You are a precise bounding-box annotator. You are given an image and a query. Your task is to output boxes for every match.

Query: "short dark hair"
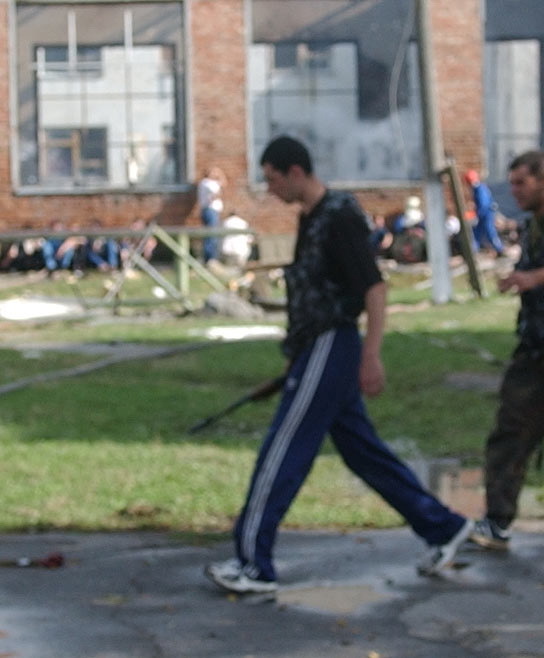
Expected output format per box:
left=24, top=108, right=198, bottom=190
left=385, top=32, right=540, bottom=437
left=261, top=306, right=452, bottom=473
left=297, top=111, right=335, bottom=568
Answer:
left=260, top=136, right=313, bottom=175
left=509, top=150, right=544, bottom=179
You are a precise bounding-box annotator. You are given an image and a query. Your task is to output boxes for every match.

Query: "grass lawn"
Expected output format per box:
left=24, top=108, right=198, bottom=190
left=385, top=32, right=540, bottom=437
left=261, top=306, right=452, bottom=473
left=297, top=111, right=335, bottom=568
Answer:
left=0, top=264, right=542, bottom=534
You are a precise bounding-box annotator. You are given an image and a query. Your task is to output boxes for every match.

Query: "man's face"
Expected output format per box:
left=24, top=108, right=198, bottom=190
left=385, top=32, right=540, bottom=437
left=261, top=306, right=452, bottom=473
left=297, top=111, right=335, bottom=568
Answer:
left=509, top=164, right=544, bottom=214
left=261, top=163, right=301, bottom=204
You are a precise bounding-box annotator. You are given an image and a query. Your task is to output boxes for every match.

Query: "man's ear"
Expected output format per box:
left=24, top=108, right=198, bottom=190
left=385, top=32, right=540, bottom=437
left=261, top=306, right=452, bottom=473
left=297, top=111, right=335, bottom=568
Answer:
left=288, top=164, right=306, bottom=179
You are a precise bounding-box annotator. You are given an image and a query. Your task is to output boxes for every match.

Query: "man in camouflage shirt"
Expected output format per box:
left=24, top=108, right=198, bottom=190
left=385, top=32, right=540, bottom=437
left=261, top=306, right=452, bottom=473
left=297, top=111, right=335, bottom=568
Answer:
left=471, top=150, right=544, bottom=550
left=205, top=136, right=473, bottom=594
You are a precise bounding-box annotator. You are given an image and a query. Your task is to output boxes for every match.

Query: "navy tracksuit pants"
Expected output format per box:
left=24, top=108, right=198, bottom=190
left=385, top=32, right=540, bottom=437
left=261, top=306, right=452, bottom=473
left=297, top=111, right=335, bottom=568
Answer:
left=234, top=325, right=466, bottom=582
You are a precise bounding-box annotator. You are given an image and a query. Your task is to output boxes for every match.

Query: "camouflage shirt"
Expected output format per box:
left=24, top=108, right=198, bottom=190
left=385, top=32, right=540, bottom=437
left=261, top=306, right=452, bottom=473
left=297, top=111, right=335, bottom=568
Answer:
left=515, top=214, right=544, bottom=355
left=282, top=189, right=382, bottom=358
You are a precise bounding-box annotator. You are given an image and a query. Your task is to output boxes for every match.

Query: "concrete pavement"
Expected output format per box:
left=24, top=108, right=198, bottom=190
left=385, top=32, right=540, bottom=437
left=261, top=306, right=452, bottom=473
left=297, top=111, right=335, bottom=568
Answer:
left=1, top=522, right=543, bottom=657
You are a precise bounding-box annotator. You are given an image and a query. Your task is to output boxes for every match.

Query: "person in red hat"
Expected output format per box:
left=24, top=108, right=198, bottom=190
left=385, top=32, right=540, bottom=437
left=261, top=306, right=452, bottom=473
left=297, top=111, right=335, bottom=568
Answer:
left=464, top=169, right=505, bottom=257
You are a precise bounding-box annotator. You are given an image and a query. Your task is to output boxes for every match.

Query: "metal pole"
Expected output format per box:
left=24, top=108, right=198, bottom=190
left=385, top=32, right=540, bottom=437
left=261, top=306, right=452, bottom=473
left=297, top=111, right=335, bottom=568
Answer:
left=416, top=0, right=452, bottom=304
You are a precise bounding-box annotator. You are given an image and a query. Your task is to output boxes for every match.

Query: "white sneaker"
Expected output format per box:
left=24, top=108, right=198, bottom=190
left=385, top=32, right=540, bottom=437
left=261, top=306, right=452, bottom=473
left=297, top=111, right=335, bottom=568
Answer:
left=204, top=559, right=277, bottom=594
left=417, top=519, right=474, bottom=576
left=205, top=558, right=242, bottom=580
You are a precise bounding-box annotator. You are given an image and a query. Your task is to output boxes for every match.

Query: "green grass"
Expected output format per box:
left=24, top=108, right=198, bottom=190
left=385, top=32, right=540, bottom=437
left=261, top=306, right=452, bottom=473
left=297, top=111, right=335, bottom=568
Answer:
left=0, top=439, right=402, bottom=532
left=0, top=265, right=540, bottom=533
left=0, top=338, right=408, bottom=533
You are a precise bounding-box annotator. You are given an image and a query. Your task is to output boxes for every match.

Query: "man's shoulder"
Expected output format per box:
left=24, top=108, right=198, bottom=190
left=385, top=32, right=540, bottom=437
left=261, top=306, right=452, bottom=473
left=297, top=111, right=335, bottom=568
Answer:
left=321, top=189, right=364, bottom=216
left=310, top=191, right=370, bottom=243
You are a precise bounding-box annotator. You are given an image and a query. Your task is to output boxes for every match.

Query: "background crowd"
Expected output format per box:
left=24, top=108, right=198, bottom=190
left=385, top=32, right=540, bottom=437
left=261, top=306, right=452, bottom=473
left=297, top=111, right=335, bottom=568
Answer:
left=368, top=170, right=520, bottom=264
left=0, top=167, right=521, bottom=277
left=0, top=219, right=158, bottom=278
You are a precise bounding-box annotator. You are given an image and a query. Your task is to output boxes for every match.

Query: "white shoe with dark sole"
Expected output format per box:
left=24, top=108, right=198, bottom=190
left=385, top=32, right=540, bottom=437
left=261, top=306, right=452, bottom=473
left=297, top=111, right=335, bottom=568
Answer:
left=204, top=559, right=277, bottom=594
left=417, top=519, right=475, bottom=576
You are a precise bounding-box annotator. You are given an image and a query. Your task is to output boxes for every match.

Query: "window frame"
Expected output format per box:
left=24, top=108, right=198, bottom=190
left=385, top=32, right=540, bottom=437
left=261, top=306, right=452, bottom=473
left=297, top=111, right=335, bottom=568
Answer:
left=40, top=126, right=109, bottom=184
left=10, top=0, right=191, bottom=196
left=246, top=0, right=425, bottom=189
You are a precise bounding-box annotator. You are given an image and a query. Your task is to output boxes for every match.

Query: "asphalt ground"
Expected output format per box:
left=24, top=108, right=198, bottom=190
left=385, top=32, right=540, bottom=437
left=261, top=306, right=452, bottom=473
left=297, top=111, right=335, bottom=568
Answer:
left=0, top=254, right=540, bottom=657
left=0, top=521, right=543, bottom=658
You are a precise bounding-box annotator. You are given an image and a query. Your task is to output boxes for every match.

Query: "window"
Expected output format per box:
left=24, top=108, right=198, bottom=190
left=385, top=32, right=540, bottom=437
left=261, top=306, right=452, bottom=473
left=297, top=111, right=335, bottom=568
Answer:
left=484, top=0, right=544, bottom=195
left=484, top=40, right=541, bottom=183
left=15, top=2, right=186, bottom=191
left=42, top=127, right=108, bottom=183
left=39, top=45, right=103, bottom=78
left=250, top=0, right=423, bottom=184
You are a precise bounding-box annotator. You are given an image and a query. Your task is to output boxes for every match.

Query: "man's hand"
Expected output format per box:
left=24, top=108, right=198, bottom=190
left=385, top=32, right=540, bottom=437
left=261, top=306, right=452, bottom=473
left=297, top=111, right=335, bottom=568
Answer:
left=359, top=352, right=385, bottom=397
left=498, top=269, right=544, bottom=293
left=360, top=281, right=387, bottom=397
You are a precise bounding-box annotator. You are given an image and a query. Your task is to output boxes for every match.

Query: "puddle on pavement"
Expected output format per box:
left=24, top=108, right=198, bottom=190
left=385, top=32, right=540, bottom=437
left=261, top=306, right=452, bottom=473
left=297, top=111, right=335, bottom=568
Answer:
left=277, top=583, right=392, bottom=615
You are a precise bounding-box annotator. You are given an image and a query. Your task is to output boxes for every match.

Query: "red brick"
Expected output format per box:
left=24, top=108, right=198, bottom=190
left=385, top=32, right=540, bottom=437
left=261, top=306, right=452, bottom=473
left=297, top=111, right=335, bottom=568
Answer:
left=0, top=0, right=487, bottom=233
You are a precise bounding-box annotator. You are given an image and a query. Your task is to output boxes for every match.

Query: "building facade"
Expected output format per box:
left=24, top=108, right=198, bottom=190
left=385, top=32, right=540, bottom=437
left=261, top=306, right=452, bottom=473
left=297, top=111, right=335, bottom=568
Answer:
left=0, top=0, right=542, bottom=234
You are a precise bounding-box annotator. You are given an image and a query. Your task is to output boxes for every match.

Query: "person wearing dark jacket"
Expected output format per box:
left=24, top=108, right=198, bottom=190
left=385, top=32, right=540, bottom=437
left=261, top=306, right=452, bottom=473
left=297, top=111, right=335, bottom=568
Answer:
left=205, top=136, right=473, bottom=594
left=471, top=150, right=544, bottom=550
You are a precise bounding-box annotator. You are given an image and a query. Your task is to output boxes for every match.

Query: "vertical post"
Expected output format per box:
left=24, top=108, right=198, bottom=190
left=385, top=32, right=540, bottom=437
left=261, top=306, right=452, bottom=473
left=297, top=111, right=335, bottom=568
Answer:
left=176, top=232, right=191, bottom=296
left=446, top=159, right=486, bottom=297
left=416, top=0, right=452, bottom=304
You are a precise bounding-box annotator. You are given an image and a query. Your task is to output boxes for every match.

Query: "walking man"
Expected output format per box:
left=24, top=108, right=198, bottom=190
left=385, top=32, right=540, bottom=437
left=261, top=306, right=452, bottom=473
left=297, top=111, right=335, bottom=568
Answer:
left=471, top=150, right=544, bottom=550
left=205, top=136, right=473, bottom=594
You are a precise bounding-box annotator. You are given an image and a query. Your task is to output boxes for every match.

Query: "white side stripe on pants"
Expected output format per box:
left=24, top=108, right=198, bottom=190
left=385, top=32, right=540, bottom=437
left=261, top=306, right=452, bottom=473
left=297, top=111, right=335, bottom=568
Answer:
left=241, top=330, right=336, bottom=568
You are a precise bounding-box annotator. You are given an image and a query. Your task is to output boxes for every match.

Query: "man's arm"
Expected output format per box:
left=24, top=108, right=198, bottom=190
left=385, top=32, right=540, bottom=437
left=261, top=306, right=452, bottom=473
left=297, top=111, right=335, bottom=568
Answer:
left=498, top=267, right=544, bottom=293
left=360, top=280, right=387, bottom=397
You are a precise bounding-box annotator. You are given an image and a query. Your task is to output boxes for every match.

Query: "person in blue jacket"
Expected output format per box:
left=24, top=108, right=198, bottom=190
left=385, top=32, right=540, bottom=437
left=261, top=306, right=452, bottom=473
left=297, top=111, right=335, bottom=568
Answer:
left=464, top=169, right=504, bottom=257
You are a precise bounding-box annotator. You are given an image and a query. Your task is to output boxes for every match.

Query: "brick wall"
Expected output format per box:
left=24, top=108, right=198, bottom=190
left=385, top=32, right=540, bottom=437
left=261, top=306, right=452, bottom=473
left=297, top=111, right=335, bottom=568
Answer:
left=190, top=0, right=298, bottom=235
left=241, top=0, right=486, bottom=230
left=191, top=0, right=246, bottom=203
left=0, top=0, right=485, bottom=234
left=0, top=0, right=196, bottom=232
left=430, top=0, right=485, bottom=172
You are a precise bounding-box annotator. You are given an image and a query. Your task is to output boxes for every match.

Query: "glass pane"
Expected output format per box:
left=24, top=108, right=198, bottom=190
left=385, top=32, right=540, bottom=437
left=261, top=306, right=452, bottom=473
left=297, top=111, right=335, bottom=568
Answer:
left=39, top=98, right=84, bottom=125
left=250, top=0, right=422, bottom=183
left=81, top=128, right=107, bottom=160
left=16, top=3, right=185, bottom=190
left=484, top=40, right=541, bottom=182
left=47, top=128, right=72, bottom=141
left=46, top=145, right=73, bottom=178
